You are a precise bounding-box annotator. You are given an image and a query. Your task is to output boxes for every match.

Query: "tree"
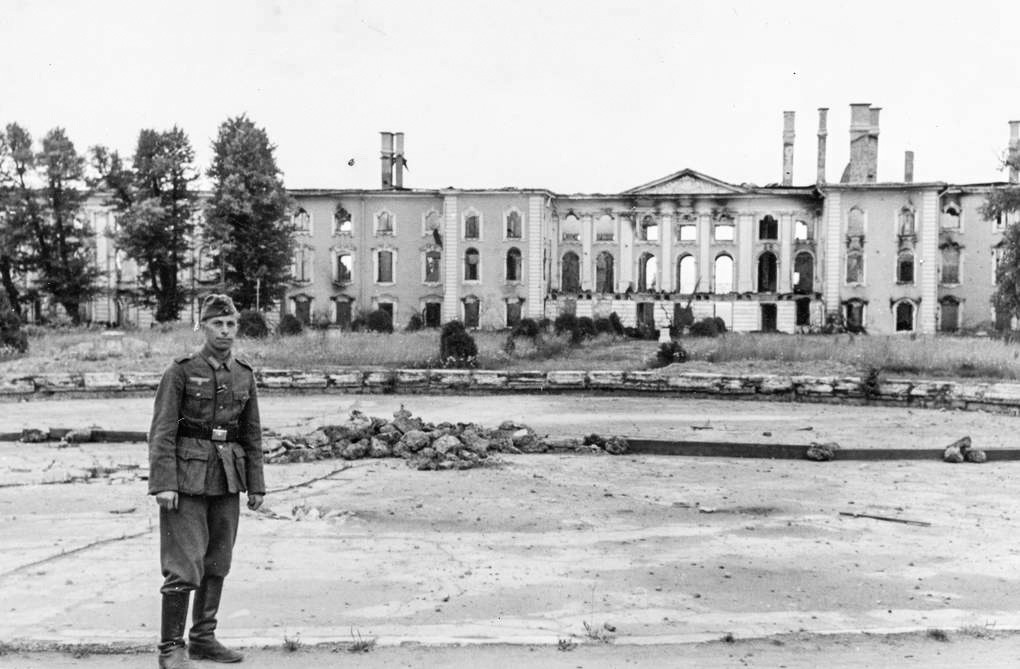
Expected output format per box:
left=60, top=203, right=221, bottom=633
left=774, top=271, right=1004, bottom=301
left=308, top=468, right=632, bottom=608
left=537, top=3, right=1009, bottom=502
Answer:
left=204, top=115, right=292, bottom=311
left=982, top=152, right=1020, bottom=328
left=0, top=124, right=98, bottom=323
left=95, top=127, right=198, bottom=322
left=0, top=124, right=35, bottom=310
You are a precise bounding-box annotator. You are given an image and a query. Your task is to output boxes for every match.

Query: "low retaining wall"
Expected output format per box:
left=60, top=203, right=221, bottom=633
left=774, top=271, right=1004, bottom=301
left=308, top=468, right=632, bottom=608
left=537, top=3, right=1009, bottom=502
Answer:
left=3, top=369, right=1020, bottom=413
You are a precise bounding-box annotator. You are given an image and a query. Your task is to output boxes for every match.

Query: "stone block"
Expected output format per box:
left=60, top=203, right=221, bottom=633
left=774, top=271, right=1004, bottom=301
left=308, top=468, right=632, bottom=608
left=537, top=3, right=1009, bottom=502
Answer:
left=259, top=369, right=295, bottom=389
left=363, top=370, right=395, bottom=390
left=718, top=375, right=758, bottom=394
left=121, top=371, right=163, bottom=390
left=666, top=373, right=724, bottom=393
left=394, top=369, right=430, bottom=390
left=757, top=375, right=794, bottom=394
left=83, top=372, right=123, bottom=390
left=982, top=383, right=1020, bottom=404
left=0, top=375, right=34, bottom=395
left=291, top=372, right=329, bottom=389
left=832, top=377, right=864, bottom=396
left=473, top=370, right=508, bottom=389
left=431, top=369, right=473, bottom=389
left=588, top=370, right=626, bottom=389
left=546, top=370, right=587, bottom=389
left=950, top=383, right=988, bottom=403
left=328, top=370, right=364, bottom=389
left=34, top=373, right=81, bottom=392
left=792, top=376, right=836, bottom=396
left=874, top=379, right=913, bottom=400
left=506, top=371, right=545, bottom=390
left=622, top=370, right=664, bottom=391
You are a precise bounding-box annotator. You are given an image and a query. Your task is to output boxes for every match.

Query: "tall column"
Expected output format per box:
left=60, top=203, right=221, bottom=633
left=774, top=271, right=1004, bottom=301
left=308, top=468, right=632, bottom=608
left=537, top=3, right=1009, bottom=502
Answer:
left=779, top=213, right=793, bottom=293
left=737, top=214, right=754, bottom=292
left=618, top=215, right=633, bottom=291
left=550, top=216, right=559, bottom=290
left=441, top=193, right=460, bottom=322
left=919, top=190, right=938, bottom=333
left=580, top=213, right=593, bottom=291
left=698, top=214, right=711, bottom=293
left=823, top=191, right=842, bottom=315
left=659, top=207, right=674, bottom=292
left=527, top=196, right=544, bottom=317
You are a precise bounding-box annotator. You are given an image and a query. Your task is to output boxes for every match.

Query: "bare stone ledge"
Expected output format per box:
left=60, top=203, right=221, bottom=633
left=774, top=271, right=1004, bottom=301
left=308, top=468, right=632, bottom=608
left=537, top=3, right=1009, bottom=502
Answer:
left=327, top=370, right=364, bottom=389
left=757, top=375, right=795, bottom=394
left=430, top=369, right=473, bottom=389
left=472, top=370, right=509, bottom=389
left=588, top=370, right=626, bottom=390
left=394, top=369, right=430, bottom=390
left=121, top=371, right=163, bottom=390
left=622, top=370, right=665, bottom=392
left=259, top=369, right=296, bottom=389
left=791, top=376, right=836, bottom=396
left=506, top=371, right=545, bottom=391
left=83, top=372, right=123, bottom=391
left=545, top=370, right=587, bottom=389
left=34, top=373, right=82, bottom=392
left=0, top=375, right=35, bottom=395
left=665, top=373, right=725, bottom=393
left=290, top=372, right=329, bottom=389
left=363, top=370, right=396, bottom=391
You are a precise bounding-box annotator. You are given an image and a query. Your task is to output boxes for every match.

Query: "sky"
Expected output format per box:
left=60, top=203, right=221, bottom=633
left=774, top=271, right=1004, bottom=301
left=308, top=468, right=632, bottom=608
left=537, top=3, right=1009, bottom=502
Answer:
left=2, top=0, right=1019, bottom=193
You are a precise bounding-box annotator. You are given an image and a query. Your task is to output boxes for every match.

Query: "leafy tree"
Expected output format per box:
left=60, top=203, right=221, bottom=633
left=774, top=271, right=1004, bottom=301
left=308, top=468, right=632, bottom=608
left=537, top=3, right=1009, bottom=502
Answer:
left=982, top=153, right=1020, bottom=327
left=0, top=125, right=98, bottom=323
left=204, top=115, right=292, bottom=311
left=95, top=127, right=198, bottom=322
left=0, top=124, right=35, bottom=309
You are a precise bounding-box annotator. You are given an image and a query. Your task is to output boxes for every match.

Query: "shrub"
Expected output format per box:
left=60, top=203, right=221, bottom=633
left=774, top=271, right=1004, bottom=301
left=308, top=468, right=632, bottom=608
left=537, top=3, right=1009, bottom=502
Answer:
left=624, top=323, right=658, bottom=340
left=689, top=317, right=724, bottom=337
left=575, top=316, right=597, bottom=340
left=674, top=307, right=695, bottom=329
left=237, top=310, right=270, bottom=339
left=713, top=317, right=728, bottom=334
left=365, top=309, right=393, bottom=333
left=278, top=313, right=303, bottom=336
left=553, top=313, right=578, bottom=336
left=593, top=317, right=615, bottom=335
left=653, top=341, right=688, bottom=367
left=608, top=312, right=624, bottom=335
left=0, top=295, right=28, bottom=354
left=512, top=318, right=541, bottom=339
left=537, top=318, right=552, bottom=331
left=439, top=320, right=477, bottom=367
left=406, top=313, right=425, bottom=332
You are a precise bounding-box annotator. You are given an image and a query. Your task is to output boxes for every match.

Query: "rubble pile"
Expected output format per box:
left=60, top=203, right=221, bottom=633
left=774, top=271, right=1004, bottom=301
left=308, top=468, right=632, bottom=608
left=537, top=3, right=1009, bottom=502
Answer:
left=805, top=442, right=839, bottom=461
left=943, top=436, right=986, bottom=464
left=262, top=406, right=629, bottom=470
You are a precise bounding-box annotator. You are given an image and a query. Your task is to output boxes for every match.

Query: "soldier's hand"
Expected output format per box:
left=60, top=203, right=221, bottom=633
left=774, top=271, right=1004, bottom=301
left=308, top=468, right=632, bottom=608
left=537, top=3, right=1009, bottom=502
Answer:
left=247, top=494, right=264, bottom=511
left=156, top=491, right=179, bottom=511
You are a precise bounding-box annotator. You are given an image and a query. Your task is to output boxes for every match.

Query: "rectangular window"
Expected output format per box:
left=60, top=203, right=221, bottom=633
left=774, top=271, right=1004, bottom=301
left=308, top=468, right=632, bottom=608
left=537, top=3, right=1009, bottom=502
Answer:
left=465, top=214, right=480, bottom=240
left=336, top=254, right=352, bottom=284
left=424, top=303, right=441, bottom=328
left=424, top=252, right=441, bottom=283
left=335, top=301, right=352, bottom=329
left=506, top=302, right=522, bottom=327
left=377, top=251, right=393, bottom=283
left=679, top=225, right=696, bottom=242
left=715, top=224, right=734, bottom=241
left=464, top=301, right=479, bottom=327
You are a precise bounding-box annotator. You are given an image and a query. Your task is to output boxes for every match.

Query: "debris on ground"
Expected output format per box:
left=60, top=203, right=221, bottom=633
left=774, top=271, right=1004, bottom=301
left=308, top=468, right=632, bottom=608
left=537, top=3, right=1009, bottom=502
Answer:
left=805, top=442, right=839, bottom=461
left=839, top=511, right=932, bottom=527
left=262, top=405, right=629, bottom=470
left=943, top=436, right=985, bottom=464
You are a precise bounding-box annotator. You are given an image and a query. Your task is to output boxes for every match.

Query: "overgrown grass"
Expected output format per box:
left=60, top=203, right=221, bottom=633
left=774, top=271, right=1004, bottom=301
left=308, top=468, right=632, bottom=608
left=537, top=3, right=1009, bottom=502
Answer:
left=3, top=326, right=1020, bottom=382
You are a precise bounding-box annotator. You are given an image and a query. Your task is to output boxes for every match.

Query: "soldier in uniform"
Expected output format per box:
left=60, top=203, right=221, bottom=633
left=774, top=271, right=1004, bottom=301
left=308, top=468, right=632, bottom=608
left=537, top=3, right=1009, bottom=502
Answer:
left=149, top=294, right=265, bottom=668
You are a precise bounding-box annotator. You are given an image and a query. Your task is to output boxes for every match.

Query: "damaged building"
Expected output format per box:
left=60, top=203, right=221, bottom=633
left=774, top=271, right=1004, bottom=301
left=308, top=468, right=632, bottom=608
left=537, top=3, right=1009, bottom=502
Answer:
left=82, top=105, right=1020, bottom=334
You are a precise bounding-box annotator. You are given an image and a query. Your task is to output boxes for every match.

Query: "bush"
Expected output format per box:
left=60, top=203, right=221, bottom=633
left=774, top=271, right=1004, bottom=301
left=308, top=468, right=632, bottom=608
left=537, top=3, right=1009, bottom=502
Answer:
left=653, top=341, right=688, bottom=367
left=689, top=317, right=724, bottom=337
left=365, top=309, right=393, bottom=333
left=553, top=313, right=578, bottom=336
left=439, top=320, right=477, bottom=367
left=575, top=316, right=597, bottom=340
left=537, top=318, right=552, bottom=331
left=512, top=318, right=541, bottom=339
left=593, top=317, right=615, bottom=335
left=674, top=307, right=695, bottom=329
left=278, top=313, right=304, bottom=336
left=624, top=323, right=658, bottom=340
left=406, top=313, right=425, bottom=332
left=237, top=310, right=270, bottom=339
left=0, top=295, right=28, bottom=354
left=608, top=311, right=624, bottom=335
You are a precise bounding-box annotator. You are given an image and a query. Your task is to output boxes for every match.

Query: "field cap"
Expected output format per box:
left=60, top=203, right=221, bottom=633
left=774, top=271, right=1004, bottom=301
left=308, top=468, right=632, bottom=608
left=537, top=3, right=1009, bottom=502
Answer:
left=199, top=294, right=239, bottom=321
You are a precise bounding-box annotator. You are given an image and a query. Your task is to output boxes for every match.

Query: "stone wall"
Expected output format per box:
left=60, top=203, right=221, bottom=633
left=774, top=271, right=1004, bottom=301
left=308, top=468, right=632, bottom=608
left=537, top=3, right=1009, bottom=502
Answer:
left=4, top=369, right=1020, bottom=414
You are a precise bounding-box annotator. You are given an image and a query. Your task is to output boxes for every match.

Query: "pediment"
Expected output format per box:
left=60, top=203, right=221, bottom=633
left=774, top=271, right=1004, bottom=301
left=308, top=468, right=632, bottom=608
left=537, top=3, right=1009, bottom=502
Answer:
left=625, top=169, right=747, bottom=196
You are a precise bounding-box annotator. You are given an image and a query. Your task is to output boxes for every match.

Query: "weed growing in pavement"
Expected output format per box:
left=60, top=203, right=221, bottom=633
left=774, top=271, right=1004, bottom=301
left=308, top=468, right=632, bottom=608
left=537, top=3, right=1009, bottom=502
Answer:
left=557, top=638, right=577, bottom=651
left=958, top=624, right=996, bottom=639
left=582, top=583, right=616, bottom=643
left=346, top=628, right=377, bottom=653
left=721, top=632, right=735, bottom=643
left=925, top=628, right=950, bottom=642
left=282, top=634, right=302, bottom=652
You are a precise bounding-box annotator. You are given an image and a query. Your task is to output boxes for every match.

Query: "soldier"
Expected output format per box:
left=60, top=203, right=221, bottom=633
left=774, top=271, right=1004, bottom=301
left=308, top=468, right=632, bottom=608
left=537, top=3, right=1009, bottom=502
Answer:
left=149, top=294, right=265, bottom=668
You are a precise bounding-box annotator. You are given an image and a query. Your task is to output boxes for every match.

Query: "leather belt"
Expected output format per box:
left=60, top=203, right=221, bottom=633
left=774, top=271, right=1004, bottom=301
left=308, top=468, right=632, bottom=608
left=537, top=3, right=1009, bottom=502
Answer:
left=178, top=424, right=240, bottom=442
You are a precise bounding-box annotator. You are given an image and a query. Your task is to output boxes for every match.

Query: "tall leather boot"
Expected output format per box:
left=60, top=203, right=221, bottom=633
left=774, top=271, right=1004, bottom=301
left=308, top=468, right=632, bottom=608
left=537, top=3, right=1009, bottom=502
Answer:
left=158, top=591, right=193, bottom=668
left=188, top=575, right=243, bottom=663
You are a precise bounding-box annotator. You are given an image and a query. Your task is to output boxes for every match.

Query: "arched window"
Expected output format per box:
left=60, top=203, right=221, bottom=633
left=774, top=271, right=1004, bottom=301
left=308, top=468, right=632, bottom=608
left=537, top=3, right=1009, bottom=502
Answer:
left=940, top=298, right=960, bottom=332
left=846, top=251, right=864, bottom=284
left=637, top=252, right=657, bottom=292
left=897, top=251, right=914, bottom=284
left=794, top=220, right=811, bottom=241
left=561, top=251, right=580, bottom=292
left=376, top=211, right=393, bottom=235
left=464, top=213, right=480, bottom=240
left=561, top=214, right=580, bottom=242
left=676, top=255, right=697, bottom=293
left=335, top=252, right=353, bottom=284
left=595, top=251, right=614, bottom=293
left=464, top=248, right=480, bottom=281
left=334, top=207, right=352, bottom=234
left=845, top=299, right=866, bottom=332
left=757, top=251, right=778, bottom=292
left=424, top=250, right=441, bottom=283
left=424, top=210, right=442, bottom=233
left=293, top=208, right=312, bottom=234
left=505, top=247, right=522, bottom=281
left=847, top=207, right=865, bottom=237
left=292, top=245, right=313, bottom=283
left=505, top=210, right=522, bottom=239
left=376, top=250, right=394, bottom=283
left=595, top=214, right=615, bottom=241
left=898, top=208, right=915, bottom=236
left=942, top=201, right=961, bottom=230
left=793, top=251, right=813, bottom=294
left=714, top=255, right=733, bottom=294
left=758, top=215, right=778, bottom=240
left=895, top=301, right=915, bottom=332
left=941, top=245, right=961, bottom=284
left=641, top=215, right=659, bottom=242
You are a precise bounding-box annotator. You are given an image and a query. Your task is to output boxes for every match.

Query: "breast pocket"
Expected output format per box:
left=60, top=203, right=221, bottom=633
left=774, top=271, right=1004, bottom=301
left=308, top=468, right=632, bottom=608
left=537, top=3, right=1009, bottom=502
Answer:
left=176, top=441, right=209, bottom=494
left=182, top=382, right=214, bottom=420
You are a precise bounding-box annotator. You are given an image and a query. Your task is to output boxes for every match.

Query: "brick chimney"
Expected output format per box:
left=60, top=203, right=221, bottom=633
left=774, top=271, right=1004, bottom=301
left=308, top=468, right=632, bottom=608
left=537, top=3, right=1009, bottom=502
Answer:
left=816, top=107, right=828, bottom=184
left=782, top=111, right=795, bottom=185
left=843, top=103, right=879, bottom=183
left=904, top=150, right=914, bottom=183
left=1009, top=120, right=1019, bottom=184
left=393, top=132, right=405, bottom=189
left=380, top=131, right=394, bottom=189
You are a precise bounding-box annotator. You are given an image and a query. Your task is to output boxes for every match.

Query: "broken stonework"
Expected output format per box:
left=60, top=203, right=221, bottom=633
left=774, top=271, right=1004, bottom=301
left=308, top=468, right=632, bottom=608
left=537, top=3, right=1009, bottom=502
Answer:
left=805, top=442, right=839, bottom=461
left=368, top=437, right=392, bottom=458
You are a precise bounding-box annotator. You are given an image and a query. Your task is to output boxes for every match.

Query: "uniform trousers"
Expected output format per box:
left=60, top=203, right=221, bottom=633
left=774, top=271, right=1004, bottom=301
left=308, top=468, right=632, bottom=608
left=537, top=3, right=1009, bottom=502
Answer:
left=159, top=493, right=239, bottom=594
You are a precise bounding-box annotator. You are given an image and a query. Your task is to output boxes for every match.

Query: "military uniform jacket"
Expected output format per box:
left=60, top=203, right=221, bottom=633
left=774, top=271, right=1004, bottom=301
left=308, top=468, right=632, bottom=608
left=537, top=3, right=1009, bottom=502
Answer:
left=148, top=347, right=266, bottom=496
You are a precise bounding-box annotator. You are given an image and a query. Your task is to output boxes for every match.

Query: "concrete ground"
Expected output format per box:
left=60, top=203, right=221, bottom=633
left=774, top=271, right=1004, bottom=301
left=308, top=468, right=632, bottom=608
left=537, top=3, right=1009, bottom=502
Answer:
left=2, top=394, right=1020, bottom=667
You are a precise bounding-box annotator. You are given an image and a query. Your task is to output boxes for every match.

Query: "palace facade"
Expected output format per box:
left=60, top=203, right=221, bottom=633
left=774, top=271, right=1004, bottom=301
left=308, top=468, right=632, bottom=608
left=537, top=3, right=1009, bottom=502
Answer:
left=82, top=104, right=1020, bottom=334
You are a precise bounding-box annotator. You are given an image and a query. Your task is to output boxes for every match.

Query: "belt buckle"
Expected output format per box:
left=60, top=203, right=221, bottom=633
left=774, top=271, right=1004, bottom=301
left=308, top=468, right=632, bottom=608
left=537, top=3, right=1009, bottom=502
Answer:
left=211, top=428, right=228, bottom=442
